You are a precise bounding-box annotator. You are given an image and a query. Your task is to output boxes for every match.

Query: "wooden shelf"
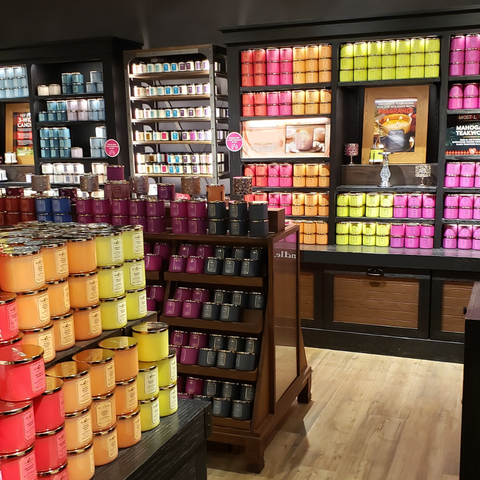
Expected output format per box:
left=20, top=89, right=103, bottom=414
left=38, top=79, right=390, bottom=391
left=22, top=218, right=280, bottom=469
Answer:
left=177, top=364, right=258, bottom=382
left=131, top=95, right=228, bottom=102
left=240, top=83, right=331, bottom=92
left=442, top=218, right=480, bottom=224
left=339, top=77, right=441, bottom=87
left=212, top=417, right=251, bottom=431
left=164, top=272, right=264, bottom=287
left=241, top=114, right=330, bottom=121
left=129, top=71, right=227, bottom=80
left=336, top=216, right=436, bottom=224
left=35, top=94, right=103, bottom=101
left=336, top=185, right=437, bottom=193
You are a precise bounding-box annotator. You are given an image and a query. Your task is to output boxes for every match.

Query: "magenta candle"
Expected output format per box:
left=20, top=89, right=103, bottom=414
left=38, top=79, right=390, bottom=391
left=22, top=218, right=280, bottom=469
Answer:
left=279, top=163, right=293, bottom=176
left=35, top=425, right=67, bottom=472
left=405, top=236, right=420, bottom=249
left=147, top=217, right=167, bottom=233
left=267, top=105, right=280, bottom=116
left=192, top=288, right=210, bottom=303
left=144, top=253, right=162, bottom=271
left=170, top=331, right=189, bottom=346
left=187, top=201, right=207, bottom=219
left=157, top=183, right=176, bottom=201
left=33, top=377, right=64, bottom=433
left=407, top=194, right=422, bottom=208
left=465, top=63, right=480, bottom=75
left=393, top=207, right=407, bottom=218
left=170, top=200, right=188, bottom=218
left=178, top=244, right=197, bottom=257
left=188, top=218, right=207, bottom=235
left=111, top=200, right=129, bottom=216
left=188, top=332, right=208, bottom=348
left=459, top=208, right=473, bottom=219
left=168, top=255, right=187, bottom=273
left=182, top=301, right=202, bottom=319
left=444, top=194, right=459, bottom=207
left=280, top=73, right=293, bottom=85
left=129, top=216, right=148, bottom=229
left=180, top=346, right=199, bottom=365
left=0, top=293, right=18, bottom=342
left=446, top=162, right=461, bottom=175
left=449, top=63, right=464, bottom=76
left=171, top=217, right=188, bottom=234
left=147, top=285, right=165, bottom=302
left=185, top=377, right=204, bottom=396
left=474, top=238, right=480, bottom=250
left=393, top=194, right=408, bottom=207
left=422, top=194, right=436, bottom=208
left=458, top=237, right=473, bottom=249
left=420, top=237, right=434, bottom=249
left=195, top=245, right=214, bottom=259
left=280, top=48, right=293, bottom=61
left=0, top=400, right=35, bottom=454
left=459, top=176, right=475, bottom=188
left=106, top=165, right=124, bottom=181
left=390, top=237, right=405, bottom=248
left=266, top=48, right=280, bottom=62
left=445, top=176, right=460, bottom=188
left=76, top=199, right=93, bottom=214
left=476, top=176, right=480, bottom=188
left=146, top=198, right=166, bottom=217
left=164, top=299, right=183, bottom=317
left=407, top=207, right=422, bottom=219
left=282, top=204, right=293, bottom=215
left=92, top=199, right=111, bottom=215
left=466, top=34, right=480, bottom=49
left=449, top=84, right=464, bottom=97
left=444, top=207, right=459, bottom=219
left=422, top=208, right=435, bottom=219
left=420, top=225, right=435, bottom=236
left=405, top=224, right=421, bottom=236
left=464, top=97, right=479, bottom=109
left=459, top=195, right=474, bottom=207
left=279, top=177, right=293, bottom=187
left=444, top=225, right=458, bottom=237
left=458, top=225, right=473, bottom=237
left=448, top=97, right=464, bottom=109
left=267, top=176, right=280, bottom=187
left=464, top=83, right=479, bottom=96
left=153, top=243, right=171, bottom=258
left=174, top=287, right=193, bottom=301
left=267, top=74, right=280, bottom=86
left=450, top=51, right=465, bottom=63
left=474, top=209, right=480, bottom=219
left=461, top=163, right=476, bottom=176
left=186, top=256, right=205, bottom=274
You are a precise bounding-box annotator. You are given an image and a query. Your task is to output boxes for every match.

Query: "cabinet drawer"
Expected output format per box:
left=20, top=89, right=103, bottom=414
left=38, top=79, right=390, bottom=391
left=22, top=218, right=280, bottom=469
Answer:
left=441, top=281, right=474, bottom=334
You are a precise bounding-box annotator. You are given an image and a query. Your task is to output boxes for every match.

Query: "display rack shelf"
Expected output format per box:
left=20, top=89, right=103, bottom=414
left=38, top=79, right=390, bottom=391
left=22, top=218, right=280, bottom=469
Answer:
left=240, top=83, right=331, bottom=92
left=338, top=77, right=441, bottom=87
left=158, top=314, right=264, bottom=334
left=444, top=188, right=480, bottom=193
left=447, top=109, right=480, bottom=115
left=241, top=157, right=330, bottom=163
left=133, top=140, right=212, bottom=146
left=131, top=94, right=228, bottom=102
left=446, top=155, right=480, bottom=160
left=0, top=97, right=29, bottom=103
left=131, top=118, right=228, bottom=124
left=177, top=364, right=258, bottom=382
left=129, top=71, right=228, bottom=80
left=213, top=416, right=251, bottom=431
left=448, top=75, right=480, bottom=82
left=34, top=94, right=103, bottom=101
left=241, top=114, right=331, bottom=121
left=253, top=186, right=329, bottom=192
left=36, top=121, right=105, bottom=127
left=336, top=216, right=436, bottom=224
left=38, top=157, right=102, bottom=162
left=442, top=218, right=480, bottom=224
left=286, top=215, right=329, bottom=220
left=164, top=272, right=264, bottom=287
left=336, top=185, right=437, bottom=193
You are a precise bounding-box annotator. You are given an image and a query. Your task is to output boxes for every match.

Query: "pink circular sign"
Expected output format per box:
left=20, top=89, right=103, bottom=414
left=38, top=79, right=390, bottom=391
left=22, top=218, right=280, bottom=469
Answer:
left=104, top=139, right=120, bottom=158
left=226, top=132, right=243, bottom=152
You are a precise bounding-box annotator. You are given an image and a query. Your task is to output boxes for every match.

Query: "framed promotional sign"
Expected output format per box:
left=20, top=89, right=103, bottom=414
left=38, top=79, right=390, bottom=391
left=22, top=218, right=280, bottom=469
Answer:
left=5, top=103, right=34, bottom=164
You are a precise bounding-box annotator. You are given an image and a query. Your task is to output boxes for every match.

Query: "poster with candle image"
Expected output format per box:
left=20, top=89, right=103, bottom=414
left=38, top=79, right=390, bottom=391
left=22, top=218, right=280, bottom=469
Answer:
left=373, top=98, right=417, bottom=153
left=445, top=114, right=480, bottom=155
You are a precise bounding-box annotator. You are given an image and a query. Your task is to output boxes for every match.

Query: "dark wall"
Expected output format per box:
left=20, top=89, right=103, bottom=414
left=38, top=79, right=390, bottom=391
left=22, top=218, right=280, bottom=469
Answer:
left=2, top=0, right=480, bottom=50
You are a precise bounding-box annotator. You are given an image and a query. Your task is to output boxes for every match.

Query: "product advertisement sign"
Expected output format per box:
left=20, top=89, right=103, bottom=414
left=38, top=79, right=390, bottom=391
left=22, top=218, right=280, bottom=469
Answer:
left=446, top=114, right=480, bottom=155
left=13, top=112, right=33, bottom=160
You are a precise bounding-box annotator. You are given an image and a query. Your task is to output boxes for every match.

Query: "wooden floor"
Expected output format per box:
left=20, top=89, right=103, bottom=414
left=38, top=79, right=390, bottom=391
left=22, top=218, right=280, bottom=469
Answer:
left=207, top=348, right=463, bottom=480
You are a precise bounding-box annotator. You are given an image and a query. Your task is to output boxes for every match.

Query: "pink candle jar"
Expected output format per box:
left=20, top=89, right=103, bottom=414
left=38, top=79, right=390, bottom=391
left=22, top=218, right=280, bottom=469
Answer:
left=422, top=194, right=436, bottom=208
left=171, top=217, right=188, bottom=234
left=0, top=400, right=35, bottom=454
left=170, top=200, right=188, bottom=218
left=474, top=208, right=480, bottom=219
left=405, top=224, right=421, bottom=237
left=182, top=301, right=202, bottom=319
left=146, top=198, right=166, bottom=217
left=476, top=177, right=480, bottom=188
left=170, top=330, right=189, bottom=346
left=164, top=299, right=183, bottom=317
left=445, top=175, right=460, bottom=188
left=420, top=236, right=434, bottom=249
left=422, top=207, right=435, bottom=219
left=268, top=193, right=280, bottom=206
left=390, top=236, right=405, bottom=248
left=465, top=62, right=480, bottom=75
left=449, top=63, right=465, bottom=76
left=444, top=207, right=459, bottom=219
left=443, top=236, right=458, bottom=249
left=192, top=288, right=210, bottom=303
left=33, top=377, right=65, bottom=433
left=267, top=176, right=280, bottom=187
left=458, top=237, right=473, bottom=249
left=92, top=199, right=111, bottom=215
left=266, top=48, right=280, bottom=62
left=281, top=204, right=292, bottom=215
left=393, top=194, right=408, bottom=207
left=280, top=73, right=293, bottom=85
left=420, top=224, right=435, bottom=237
left=153, top=243, right=171, bottom=258
left=267, top=73, right=280, bottom=86
left=464, top=97, right=479, bottom=109
left=390, top=223, right=406, bottom=236
left=280, top=48, right=293, bottom=61
left=174, top=287, right=193, bottom=301
left=168, top=255, right=187, bottom=273
left=35, top=425, right=67, bottom=472
left=180, top=346, right=199, bottom=365
left=178, top=244, right=197, bottom=257
left=279, top=163, right=293, bottom=176
left=393, top=207, right=407, bottom=218
left=449, top=84, right=464, bottom=98
left=188, top=218, right=207, bottom=234
left=144, top=253, right=162, bottom=271
left=407, top=207, right=422, bottom=219
left=279, top=104, right=292, bottom=116
left=448, top=97, right=464, bottom=109
left=474, top=238, right=480, bottom=250
left=186, top=256, right=205, bottom=274
left=0, top=292, right=18, bottom=342
left=187, top=201, right=207, bottom=218
left=464, top=82, right=479, bottom=97
left=446, top=162, right=461, bottom=176
left=147, top=285, right=165, bottom=302
left=76, top=198, right=93, bottom=214
left=459, top=207, right=474, bottom=219
left=405, top=236, right=420, bottom=249
left=195, top=245, right=214, bottom=259
left=267, top=104, right=279, bottom=116
left=450, top=51, right=465, bottom=63
left=466, top=34, right=480, bottom=49
left=444, top=224, right=458, bottom=237
left=461, top=163, right=476, bottom=177
left=458, top=225, right=473, bottom=237
left=407, top=194, right=423, bottom=208
left=444, top=194, right=459, bottom=207
left=279, top=177, right=293, bottom=187
left=111, top=200, right=129, bottom=216
left=147, top=217, right=167, bottom=233
left=266, top=92, right=279, bottom=104
left=185, top=377, right=204, bottom=396
left=188, top=332, right=208, bottom=348
left=0, top=445, right=37, bottom=480
left=459, top=194, right=474, bottom=207
left=460, top=176, right=475, bottom=188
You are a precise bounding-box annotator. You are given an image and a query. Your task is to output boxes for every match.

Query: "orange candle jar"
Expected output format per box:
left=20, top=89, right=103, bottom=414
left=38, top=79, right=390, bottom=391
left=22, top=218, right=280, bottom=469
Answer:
left=95, top=231, right=124, bottom=267
left=21, top=322, right=56, bottom=363
left=92, top=425, right=118, bottom=466
left=115, top=377, right=138, bottom=415
left=51, top=311, right=75, bottom=352
left=66, top=442, right=95, bottom=480
left=65, top=237, right=97, bottom=275
left=98, top=337, right=139, bottom=382
left=116, top=407, right=141, bottom=448
left=46, top=279, right=70, bottom=316
left=40, top=241, right=69, bottom=282
left=91, top=392, right=116, bottom=432
left=293, top=176, right=306, bottom=187
left=16, top=288, right=50, bottom=330
left=72, top=349, right=115, bottom=397
left=68, top=271, right=99, bottom=309
left=64, top=407, right=93, bottom=450
left=72, top=305, right=102, bottom=341
left=0, top=246, right=45, bottom=293
left=46, top=362, right=92, bottom=413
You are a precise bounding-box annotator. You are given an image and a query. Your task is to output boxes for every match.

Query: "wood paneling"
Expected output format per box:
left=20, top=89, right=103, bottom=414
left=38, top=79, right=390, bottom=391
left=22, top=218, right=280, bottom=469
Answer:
left=333, top=275, right=419, bottom=329
left=299, top=271, right=314, bottom=320
left=441, top=281, right=474, bottom=333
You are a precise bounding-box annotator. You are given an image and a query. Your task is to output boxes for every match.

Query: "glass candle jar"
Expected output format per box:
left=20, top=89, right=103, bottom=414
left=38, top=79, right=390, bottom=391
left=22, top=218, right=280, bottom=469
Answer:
left=97, top=264, right=125, bottom=299
left=123, top=259, right=146, bottom=290
left=38, top=463, right=68, bottom=480
left=16, top=287, right=50, bottom=330
left=0, top=399, right=35, bottom=454
left=51, top=311, right=75, bottom=352
left=46, top=279, right=70, bottom=316
left=95, top=231, right=124, bottom=267
left=66, top=442, right=95, bottom=480
left=157, top=349, right=177, bottom=387
left=0, top=246, right=45, bottom=293
left=116, top=407, right=141, bottom=448
left=92, top=425, right=118, bottom=466
left=125, top=288, right=148, bottom=320
left=72, top=304, right=102, bottom=341
left=0, top=292, right=18, bottom=342
left=91, top=392, right=115, bottom=432
left=68, top=271, right=99, bottom=309
left=117, top=225, right=144, bottom=260
left=0, top=445, right=37, bottom=480
left=132, top=321, right=169, bottom=362
left=64, top=407, right=93, bottom=450
left=0, top=344, right=46, bottom=401
left=35, top=424, right=67, bottom=472
left=115, top=377, right=138, bottom=415
left=137, top=362, right=159, bottom=401
left=21, top=322, right=56, bottom=363
left=40, top=241, right=69, bottom=282
left=65, top=237, right=97, bottom=274
left=98, top=337, right=138, bottom=382
left=158, top=383, right=178, bottom=417
left=99, top=295, right=127, bottom=330
left=139, top=395, right=160, bottom=431
left=33, top=376, right=65, bottom=433
left=46, top=362, right=92, bottom=413
left=72, top=349, right=115, bottom=397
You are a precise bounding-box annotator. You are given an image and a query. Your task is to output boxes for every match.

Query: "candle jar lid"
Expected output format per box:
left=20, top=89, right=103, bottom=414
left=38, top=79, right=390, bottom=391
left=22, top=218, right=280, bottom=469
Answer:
left=125, top=287, right=146, bottom=295
left=74, top=303, right=100, bottom=312
left=0, top=445, right=34, bottom=460
left=0, top=246, right=41, bottom=257
left=159, top=383, right=175, bottom=391
left=116, top=377, right=136, bottom=387
left=42, top=376, right=63, bottom=395
left=0, top=399, right=32, bottom=416
left=0, top=292, right=16, bottom=305
left=64, top=406, right=89, bottom=418
left=95, top=230, right=121, bottom=238
left=0, top=332, right=24, bottom=349
left=64, top=235, right=94, bottom=242
left=93, top=424, right=116, bottom=436
left=99, top=295, right=126, bottom=303
left=0, top=344, right=44, bottom=365
left=124, top=259, right=143, bottom=264
left=36, top=424, right=64, bottom=437
left=25, top=239, right=67, bottom=249
left=73, top=349, right=115, bottom=365
left=98, top=264, right=123, bottom=270
left=92, top=391, right=115, bottom=402
left=38, top=464, right=68, bottom=477
left=21, top=321, right=54, bottom=334
left=99, top=337, right=138, bottom=351
left=117, top=406, right=140, bottom=420
left=132, top=321, right=168, bottom=335
left=138, top=362, right=157, bottom=372
left=51, top=310, right=73, bottom=322
left=115, top=225, right=143, bottom=232
left=69, top=271, right=98, bottom=278
left=47, top=361, right=90, bottom=379
left=139, top=394, right=159, bottom=404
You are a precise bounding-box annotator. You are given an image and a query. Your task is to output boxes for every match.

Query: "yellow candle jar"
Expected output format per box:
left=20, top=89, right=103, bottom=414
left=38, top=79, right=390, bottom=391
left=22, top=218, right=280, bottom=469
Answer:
left=354, top=69, right=367, bottom=82
left=97, top=265, right=125, bottom=299
left=410, top=37, right=425, bottom=53
left=425, top=37, right=440, bottom=52
left=125, top=288, right=147, bottom=320
left=354, top=56, right=368, bottom=69
left=67, top=443, right=95, bottom=480
left=365, top=192, right=380, bottom=207
left=382, top=68, right=396, bottom=80
left=123, top=259, right=146, bottom=290
left=40, top=241, right=69, bottom=282
left=115, top=377, right=138, bottom=416
left=424, top=65, right=439, bottom=78
left=349, top=222, right=363, bottom=235
left=46, top=362, right=92, bottom=413
left=363, top=235, right=376, bottom=246
left=132, top=321, right=169, bottom=362
left=95, top=231, right=124, bottom=267
left=139, top=395, right=160, bottom=431
left=21, top=322, right=56, bottom=363
left=99, top=296, right=127, bottom=330
left=137, top=362, right=159, bottom=401
left=336, top=222, right=350, bottom=234
left=367, top=69, right=382, bottom=81
left=116, top=407, right=141, bottom=448
left=396, top=67, right=410, bottom=79
left=336, top=234, right=348, bottom=245
left=340, top=43, right=354, bottom=57
left=16, top=287, right=50, bottom=330
left=156, top=349, right=177, bottom=387
left=46, top=279, right=70, bottom=316
left=72, top=349, right=116, bottom=397
left=376, top=222, right=391, bottom=236
left=336, top=193, right=349, bottom=207
left=349, top=234, right=362, bottom=246
left=68, top=272, right=99, bottom=309
left=382, top=40, right=396, bottom=55
left=93, top=425, right=118, bottom=466
left=368, top=56, right=382, bottom=69
left=349, top=192, right=365, bottom=207
left=158, top=384, right=178, bottom=417
left=91, top=392, right=116, bottom=432
left=349, top=206, right=365, bottom=217
left=396, top=39, right=411, bottom=54
left=73, top=305, right=102, bottom=341
left=376, top=235, right=390, bottom=247
left=379, top=206, right=394, bottom=218
left=354, top=42, right=367, bottom=57
left=382, top=55, right=396, bottom=68
left=339, top=70, right=354, bottom=82
left=0, top=246, right=45, bottom=293
left=117, top=225, right=144, bottom=260
left=410, top=53, right=425, bottom=66
left=65, top=406, right=93, bottom=450
left=363, top=222, right=377, bottom=236
left=365, top=206, right=380, bottom=218
left=337, top=206, right=349, bottom=217
left=368, top=41, right=382, bottom=56
left=66, top=237, right=97, bottom=274
left=98, top=337, right=139, bottom=382
left=410, top=66, right=425, bottom=78
left=340, top=57, right=353, bottom=70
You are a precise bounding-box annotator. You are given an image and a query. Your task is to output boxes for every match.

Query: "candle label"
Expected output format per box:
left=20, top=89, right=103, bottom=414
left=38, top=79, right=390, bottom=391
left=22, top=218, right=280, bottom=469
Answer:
left=58, top=319, right=74, bottom=347
left=31, top=360, right=46, bottom=392
left=37, top=332, right=55, bottom=360
left=33, top=257, right=45, bottom=285
left=56, top=429, right=67, bottom=456
left=87, top=278, right=99, bottom=303
left=38, top=293, right=50, bottom=323
left=133, top=414, right=141, bottom=440
left=170, top=385, right=178, bottom=411
left=133, top=233, right=143, bottom=255
left=110, top=238, right=123, bottom=262
left=63, top=283, right=70, bottom=310
left=77, top=377, right=92, bottom=406
left=88, top=444, right=95, bottom=474
left=89, top=311, right=102, bottom=335
left=169, top=357, right=177, bottom=382
left=105, top=362, right=115, bottom=389
left=59, top=390, right=65, bottom=414
left=138, top=291, right=147, bottom=316
left=117, top=301, right=127, bottom=325
left=95, top=399, right=113, bottom=428
left=129, top=264, right=144, bottom=287
left=107, top=431, right=118, bottom=458
left=20, top=451, right=37, bottom=480
left=78, top=411, right=93, bottom=444
left=151, top=399, right=160, bottom=425
left=112, top=270, right=124, bottom=294
left=126, top=384, right=138, bottom=411
left=55, top=249, right=69, bottom=277
left=23, top=408, right=35, bottom=443
left=143, top=371, right=158, bottom=395
left=7, top=303, right=17, bottom=332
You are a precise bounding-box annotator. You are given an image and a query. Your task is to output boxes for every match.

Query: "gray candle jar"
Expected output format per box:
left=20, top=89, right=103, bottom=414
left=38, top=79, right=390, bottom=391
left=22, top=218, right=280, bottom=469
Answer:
left=216, top=350, right=236, bottom=369
left=231, top=291, right=248, bottom=308
left=203, top=379, right=220, bottom=397
left=222, top=258, right=241, bottom=276
left=235, top=351, right=256, bottom=371
left=204, top=257, right=223, bottom=275
left=227, top=336, right=245, bottom=353
left=213, top=289, right=231, bottom=304
left=208, top=333, right=226, bottom=351
left=221, top=381, right=240, bottom=400
left=244, top=337, right=261, bottom=355
left=240, top=383, right=255, bottom=402
left=209, top=219, right=228, bottom=235
left=212, top=397, right=232, bottom=418
left=201, top=302, right=221, bottom=320
left=232, top=400, right=253, bottom=421
left=214, top=245, right=231, bottom=259
left=240, top=259, right=261, bottom=277
left=229, top=219, right=248, bottom=236
left=198, top=347, right=217, bottom=367
left=219, top=304, right=240, bottom=322
left=248, top=292, right=265, bottom=310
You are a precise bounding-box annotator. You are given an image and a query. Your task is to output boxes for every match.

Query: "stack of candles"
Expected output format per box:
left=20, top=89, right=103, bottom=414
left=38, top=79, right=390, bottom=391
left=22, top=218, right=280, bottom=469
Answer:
left=444, top=162, right=480, bottom=186
left=2, top=190, right=36, bottom=225
left=35, top=196, right=73, bottom=223
left=287, top=219, right=328, bottom=245
left=448, top=83, right=480, bottom=110
left=450, top=34, right=480, bottom=76
left=171, top=198, right=208, bottom=235
left=443, top=224, right=480, bottom=250
left=444, top=194, right=480, bottom=220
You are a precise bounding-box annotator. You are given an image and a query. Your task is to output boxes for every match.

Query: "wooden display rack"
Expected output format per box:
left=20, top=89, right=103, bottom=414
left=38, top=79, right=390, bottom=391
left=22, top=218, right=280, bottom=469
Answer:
left=145, top=224, right=312, bottom=472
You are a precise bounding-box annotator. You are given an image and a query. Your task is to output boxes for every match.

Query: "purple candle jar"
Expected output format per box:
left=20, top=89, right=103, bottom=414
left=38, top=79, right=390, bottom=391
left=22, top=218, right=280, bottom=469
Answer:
left=93, top=198, right=111, bottom=215
left=180, top=346, right=199, bottom=365
left=76, top=198, right=93, bottom=214
left=445, top=175, right=460, bottom=188
left=146, top=298, right=157, bottom=311
left=420, top=236, right=434, bottom=249
left=170, top=345, right=182, bottom=360
left=405, top=236, right=420, bottom=249
left=145, top=253, right=162, bottom=271
left=94, top=215, right=112, bottom=223
left=465, top=62, right=480, bottom=75
left=458, top=237, right=473, bottom=250
left=78, top=214, right=94, bottom=224
left=157, top=183, right=176, bottom=201
left=186, top=256, right=205, bottom=274
left=449, top=63, right=465, bottom=76
left=459, top=176, right=475, bottom=188
left=129, top=199, right=146, bottom=216
left=422, top=207, right=435, bottom=219
left=147, top=216, right=167, bottom=233
left=168, top=255, right=187, bottom=272
left=105, top=181, right=130, bottom=200
left=164, top=298, right=183, bottom=317
left=147, top=285, right=165, bottom=302
left=106, top=165, right=124, bottom=181
left=172, top=217, right=188, bottom=234
left=192, top=288, right=210, bottom=303
left=144, top=243, right=153, bottom=254
left=390, top=223, right=406, bottom=236
left=450, top=50, right=465, bottom=63
left=178, top=244, right=196, bottom=257
left=185, top=377, right=204, bottom=396
left=154, top=242, right=171, bottom=258
left=111, top=215, right=130, bottom=226
left=405, top=224, right=421, bottom=237
left=174, top=286, right=193, bottom=301
left=390, top=236, right=405, bottom=248
left=188, top=218, right=208, bottom=235
left=188, top=331, right=208, bottom=348
left=171, top=330, right=189, bottom=346
left=171, top=200, right=188, bottom=218
left=459, top=207, right=473, bottom=219
left=187, top=201, right=207, bottom=219
left=407, top=207, right=422, bottom=219
left=420, top=224, right=435, bottom=237
left=129, top=215, right=148, bottom=229
left=446, top=162, right=461, bottom=176
left=182, top=300, right=202, bottom=319
left=448, top=97, right=464, bottom=109
left=193, top=245, right=213, bottom=260
left=111, top=199, right=129, bottom=216
left=146, top=198, right=166, bottom=217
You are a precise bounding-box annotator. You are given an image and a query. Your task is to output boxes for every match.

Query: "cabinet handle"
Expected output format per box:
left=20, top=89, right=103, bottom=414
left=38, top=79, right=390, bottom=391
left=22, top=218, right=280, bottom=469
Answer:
left=367, top=267, right=384, bottom=277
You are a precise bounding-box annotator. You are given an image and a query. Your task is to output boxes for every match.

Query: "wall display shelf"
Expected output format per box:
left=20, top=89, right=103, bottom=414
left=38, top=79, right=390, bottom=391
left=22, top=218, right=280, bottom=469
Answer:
left=124, top=45, right=229, bottom=182
left=336, top=216, right=436, bottom=224
left=337, top=78, right=441, bottom=87
left=240, top=83, right=331, bottom=93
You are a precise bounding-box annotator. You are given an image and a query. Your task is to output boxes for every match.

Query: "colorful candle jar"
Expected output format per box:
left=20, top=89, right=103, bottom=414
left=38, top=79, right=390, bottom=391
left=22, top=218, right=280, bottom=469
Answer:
left=40, top=242, right=69, bottom=282
left=132, top=321, right=169, bottom=362
left=123, top=259, right=146, bottom=290
left=0, top=400, right=35, bottom=454
left=117, top=225, right=144, bottom=260
left=65, top=237, right=97, bottom=274
left=0, top=344, right=46, bottom=401
left=21, top=322, right=56, bottom=363
left=94, top=231, right=124, bottom=267
left=72, top=349, right=115, bottom=396
left=0, top=445, right=37, bottom=480
left=137, top=362, right=159, bottom=401
left=0, top=292, right=18, bottom=341
left=37, top=462, right=68, bottom=480
left=125, top=288, right=147, bottom=320
left=91, top=392, right=115, bottom=432
left=139, top=395, right=160, bottom=431
left=99, top=295, right=127, bottom=330
left=68, top=271, right=99, bottom=309
left=97, top=264, right=125, bottom=299
left=16, top=288, right=50, bottom=330
left=51, top=311, right=75, bottom=352
left=65, top=406, right=93, bottom=450
left=33, top=376, right=65, bottom=433
left=157, top=384, right=177, bottom=417
left=66, top=442, right=95, bottom=480
left=98, top=337, right=139, bottom=382
left=72, top=305, right=102, bottom=341
left=35, top=424, right=67, bottom=472
left=46, top=362, right=92, bottom=413
left=157, top=349, right=177, bottom=387
left=116, top=407, right=141, bottom=448
left=115, top=377, right=138, bottom=415
left=92, top=425, right=118, bottom=466
left=46, top=279, right=70, bottom=316
left=0, top=246, right=45, bottom=292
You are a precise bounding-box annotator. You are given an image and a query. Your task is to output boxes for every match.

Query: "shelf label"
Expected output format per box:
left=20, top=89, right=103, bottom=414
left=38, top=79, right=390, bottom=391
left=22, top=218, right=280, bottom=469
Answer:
left=105, top=139, right=120, bottom=157
left=226, top=132, right=243, bottom=152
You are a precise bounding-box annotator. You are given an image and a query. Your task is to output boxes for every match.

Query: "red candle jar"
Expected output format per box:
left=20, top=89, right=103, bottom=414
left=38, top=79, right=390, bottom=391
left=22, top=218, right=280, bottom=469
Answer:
left=242, top=93, right=254, bottom=105
left=5, top=196, right=20, bottom=212
left=242, top=75, right=254, bottom=87
left=0, top=333, right=23, bottom=354
left=35, top=425, right=67, bottom=472
left=0, top=445, right=37, bottom=480
left=241, top=63, right=253, bottom=75
left=0, top=292, right=18, bottom=341
left=0, top=400, right=35, bottom=454
left=0, top=344, right=46, bottom=401
left=253, top=49, right=266, bottom=63
left=254, top=104, right=267, bottom=116
left=241, top=50, right=254, bottom=63
left=111, top=200, right=129, bottom=216
left=20, top=197, right=36, bottom=213
left=280, top=73, right=293, bottom=84
left=6, top=212, right=21, bottom=225
left=254, top=75, right=266, bottom=86
left=38, top=463, right=68, bottom=480
left=253, top=62, right=266, bottom=74
left=34, top=376, right=65, bottom=433
left=243, top=105, right=254, bottom=116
